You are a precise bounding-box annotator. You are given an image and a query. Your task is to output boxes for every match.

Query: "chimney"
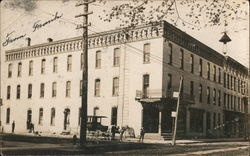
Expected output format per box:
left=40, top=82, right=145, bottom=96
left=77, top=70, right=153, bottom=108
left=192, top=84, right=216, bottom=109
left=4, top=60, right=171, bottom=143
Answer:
left=26, top=37, right=31, bottom=46
left=47, top=38, right=53, bottom=42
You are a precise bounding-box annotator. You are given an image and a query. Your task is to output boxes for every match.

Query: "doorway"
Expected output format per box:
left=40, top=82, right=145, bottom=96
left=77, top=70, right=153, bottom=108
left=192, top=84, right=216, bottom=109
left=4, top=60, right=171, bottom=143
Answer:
left=26, top=109, right=32, bottom=130
left=142, top=105, right=159, bottom=133
left=63, top=108, right=70, bottom=130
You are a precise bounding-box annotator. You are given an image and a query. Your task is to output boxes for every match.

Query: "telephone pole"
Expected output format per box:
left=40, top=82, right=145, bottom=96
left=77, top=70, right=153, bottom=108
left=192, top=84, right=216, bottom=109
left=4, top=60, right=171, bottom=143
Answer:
left=75, top=0, right=93, bottom=146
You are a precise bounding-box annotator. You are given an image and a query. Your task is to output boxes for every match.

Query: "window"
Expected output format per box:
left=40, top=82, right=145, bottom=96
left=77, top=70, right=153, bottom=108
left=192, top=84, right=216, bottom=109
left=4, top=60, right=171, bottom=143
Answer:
left=213, top=113, right=216, bottom=128
left=224, top=73, right=227, bottom=87
left=52, top=82, right=57, bottom=97
left=143, top=74, right=150, bottom=97
left=218, top=113, right=220, bottom=127
left=53, top=57, right=58, bottom=73
left=66, top=81, right=71, bottom=97
left=113, top=48, right=120, bottom=66
left=41, top=59, right=46, bottom=74
left=227, top=74, right=230, bottom=89
left=190, top=109, right=203, bottom=132
left=238, top=79, right=240, bottom=92
left=111, top=107, right=118, bottom=125
left=207, top=87, right=210, bottom=104
left=40, top=83, right=45, bottom=98
left=29, top=60, right=33, bottom=76
left=207, top=62, right=210, bottom=80
left=190, top=81, right=194, bottom=96
left=199, top=59, right=203, bottom=76
left=218, top=90, right=221, bottom=106
left=17, top=62, right=22, bottom=77
left=78, top=108, right=82, bottom=125
left=167, top=74, right=172, bottom=91
left=28, top=84, right=32, bottom=99
left=180, top=49, right=184, bottom=69
left=238, top=97, right=240, bottom=111
left=93, top=107, right=99, bottom=116
left=224, top=93, right=227, bottom=107
left=218, top=68, right=221, bottom=83
left=234, top=77, right=236, bottom=91
left=38, top=108, right=43, bottom=125
left=80, top=80, right=83, bottom=96
left=168, top=43, right=172, bottom=65
left=8, top=63, right=12, bottom=78
left=67, top=55, right=72, bottom=72
left=95, top=51, right=101, bottom=68
left=213, top=89, right=216, bottom=105
left=94, top=79, right=100, bottom=97
left=213, top=65, right=216, bottom=82
left=190, top=54, right=194, bottom=73
left=16, top=85, right=20, bottom=99
left=7, top=86, right=11, bottom=100
left=112, top=77, right=119, bottom=96
left=80, top=53, right=83, bottom=70
left=199, top=84, right=203, bottom=102
left=143, top=43, right=150, bottom=63
left=6, top=108, right=10, bottom=124
left=50, top=108, right=55, bottom=126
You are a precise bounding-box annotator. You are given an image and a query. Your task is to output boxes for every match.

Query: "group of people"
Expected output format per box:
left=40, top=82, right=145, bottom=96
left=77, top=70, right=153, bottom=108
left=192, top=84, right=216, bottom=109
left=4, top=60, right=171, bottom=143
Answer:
left=110, top=125, right=146, bottom=143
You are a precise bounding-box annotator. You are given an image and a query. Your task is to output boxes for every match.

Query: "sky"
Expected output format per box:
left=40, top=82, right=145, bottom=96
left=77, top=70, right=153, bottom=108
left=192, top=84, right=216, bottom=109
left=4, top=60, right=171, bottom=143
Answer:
left=0, top=0, right=249, bottom=67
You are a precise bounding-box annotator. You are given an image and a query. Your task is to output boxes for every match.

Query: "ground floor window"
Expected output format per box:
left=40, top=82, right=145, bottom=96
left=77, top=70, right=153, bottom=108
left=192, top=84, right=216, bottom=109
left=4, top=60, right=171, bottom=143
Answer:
left=50, top=108, right=55, bottom=126
left=111, top=107, right=117, bottom=126
left=190, top=109, right=203, bottom=133
left=6, top=108, right=10, bottom=124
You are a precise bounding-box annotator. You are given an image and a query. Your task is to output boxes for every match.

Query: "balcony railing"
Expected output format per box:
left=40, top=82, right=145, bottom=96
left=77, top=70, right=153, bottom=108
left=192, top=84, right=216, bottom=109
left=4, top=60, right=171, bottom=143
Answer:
left=135, top=89, right=195, bottom=104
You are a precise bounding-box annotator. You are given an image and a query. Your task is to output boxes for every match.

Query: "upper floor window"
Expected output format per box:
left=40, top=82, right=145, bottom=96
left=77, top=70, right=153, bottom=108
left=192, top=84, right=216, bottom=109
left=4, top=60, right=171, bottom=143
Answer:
left=213, top=89, right=216, bottom=105
left=53, top=57, right=58, bottom=73
left=143, top=74, right=150, bottom=97
left=112, top=77, right=119, bottom=96
left=29, top=60, right=33, bottom=76
left=80, top=53, right=83, bottom=70
left=218, top=90, right=221, bottom=106
left=7, top=86, right=11, bottom=100
left=17, top=62, right=22, bottom=77
left=218, top=68, right=221, bottom=83
left=207, top=62, right=210, bottom=80
left=199, top=59, right=203, bottom=77
left=199, top=84, right=202, bottom=102
left=224, top=73, right=227, bottom=87
left=113, top=48, right=121, bottom=66
left=168, top=43, right=173, bottom=65
left=66, top=81, right=71, bottom=97
left=167, top=74, right=172, bottom=91
left=80, top=80, right=82, bottom=96
left=190, top=54, right=194, bottom=73
left=143, top=43, right=150, bottom=63
left=213, top=65, right=216, bottom=82
left=16, top=85, right=21, bottom=99
left=40, top=83, right=45, bottom=98
left=28, top=84, right=32, bottom=99
left=6, top=108, right=10, bottom=124
left=8, top=63, right=12, bottom=78
left=95, top=51, right=101, bottom=68
left=67, top=55, right=72, bottom=72
left=180, top=49, right=184, bottom=69
left=94, top=79, right=100, bottom=97
left=38, top=108, right=43, bottom=125
left=207, top=87, right=210, bottom=104
left=50, top=108, right=56, bottom=126
left=190, top=81, right=194, bottom=96
left=52, top=82, right=57, bottom=97
left=41, top=59, right=46, bottom=74
left=224, top=93, right=227, bottom=107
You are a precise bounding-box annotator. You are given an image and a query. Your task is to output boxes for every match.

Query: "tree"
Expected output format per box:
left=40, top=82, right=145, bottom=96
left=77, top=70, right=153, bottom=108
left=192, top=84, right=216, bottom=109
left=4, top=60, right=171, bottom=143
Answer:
left=98, top=0, right=248, bottom=30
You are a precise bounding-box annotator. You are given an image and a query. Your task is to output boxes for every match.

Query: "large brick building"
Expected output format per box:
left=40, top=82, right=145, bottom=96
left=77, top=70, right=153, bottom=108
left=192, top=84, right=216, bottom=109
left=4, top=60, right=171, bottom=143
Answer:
left=1, top=21, right=248, bottom=139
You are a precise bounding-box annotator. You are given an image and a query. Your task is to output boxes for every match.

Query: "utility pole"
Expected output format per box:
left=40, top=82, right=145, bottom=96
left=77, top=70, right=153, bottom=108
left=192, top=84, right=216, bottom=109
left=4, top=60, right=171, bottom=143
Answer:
left=172, top=76, right=183, bottom=146
left=75, top=0, right=93, bottom=146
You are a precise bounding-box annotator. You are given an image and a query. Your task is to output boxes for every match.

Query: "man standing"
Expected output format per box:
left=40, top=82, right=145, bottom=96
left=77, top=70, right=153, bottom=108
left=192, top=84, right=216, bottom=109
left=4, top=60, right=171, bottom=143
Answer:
left=12, top=121, right=15, bottom=133
left=139, top=127, right=145, bottom=143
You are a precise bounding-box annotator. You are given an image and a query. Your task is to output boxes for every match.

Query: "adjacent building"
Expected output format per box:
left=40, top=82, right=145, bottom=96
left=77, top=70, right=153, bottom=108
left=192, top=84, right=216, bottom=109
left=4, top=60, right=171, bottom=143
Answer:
left=1, top=21, right=248, bottom=139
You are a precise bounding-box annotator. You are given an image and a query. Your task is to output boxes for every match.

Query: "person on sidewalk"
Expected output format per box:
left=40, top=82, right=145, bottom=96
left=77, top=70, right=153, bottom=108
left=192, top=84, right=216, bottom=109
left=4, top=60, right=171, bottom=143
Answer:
left=139, top=127, right=145, bottom=143
left=12, top=121, right=15, bottom=133
left=111, top=125, right=116, bottom=140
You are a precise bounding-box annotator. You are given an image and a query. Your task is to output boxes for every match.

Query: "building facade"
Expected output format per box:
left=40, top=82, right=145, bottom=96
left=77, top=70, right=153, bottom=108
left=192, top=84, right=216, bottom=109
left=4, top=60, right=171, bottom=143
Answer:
left=1, top=21, right=249, bottom=139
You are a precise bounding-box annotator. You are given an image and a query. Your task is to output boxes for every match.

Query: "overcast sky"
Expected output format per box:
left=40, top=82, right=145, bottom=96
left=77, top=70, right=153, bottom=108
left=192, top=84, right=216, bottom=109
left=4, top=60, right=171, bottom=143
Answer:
left=1, top=0, right=249, bottom=67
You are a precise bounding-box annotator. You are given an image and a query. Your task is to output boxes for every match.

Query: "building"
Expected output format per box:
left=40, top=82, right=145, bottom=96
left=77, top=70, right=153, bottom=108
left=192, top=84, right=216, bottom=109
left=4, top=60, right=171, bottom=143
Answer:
left=1, top=21, right=249, bottom=139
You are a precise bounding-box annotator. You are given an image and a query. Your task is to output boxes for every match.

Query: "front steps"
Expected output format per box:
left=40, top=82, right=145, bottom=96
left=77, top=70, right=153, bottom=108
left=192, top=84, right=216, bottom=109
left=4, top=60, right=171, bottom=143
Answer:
left=144, top=133, right=174, bottom=141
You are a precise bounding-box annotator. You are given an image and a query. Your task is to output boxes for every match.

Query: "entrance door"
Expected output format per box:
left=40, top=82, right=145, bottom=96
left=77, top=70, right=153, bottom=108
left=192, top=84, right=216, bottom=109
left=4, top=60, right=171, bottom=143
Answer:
left=142, top=105, right=159, bottom=133
left=161, top=110, right=173, bottom=133
left=26, top=110, right=32, bottom=130
left=63, top=109, right=70, bottom=130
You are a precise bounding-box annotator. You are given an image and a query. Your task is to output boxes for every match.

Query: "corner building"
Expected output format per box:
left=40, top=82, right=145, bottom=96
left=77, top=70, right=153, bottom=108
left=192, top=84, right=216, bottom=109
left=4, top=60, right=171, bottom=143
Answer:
left=1, top=21, right=249, bottom=139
